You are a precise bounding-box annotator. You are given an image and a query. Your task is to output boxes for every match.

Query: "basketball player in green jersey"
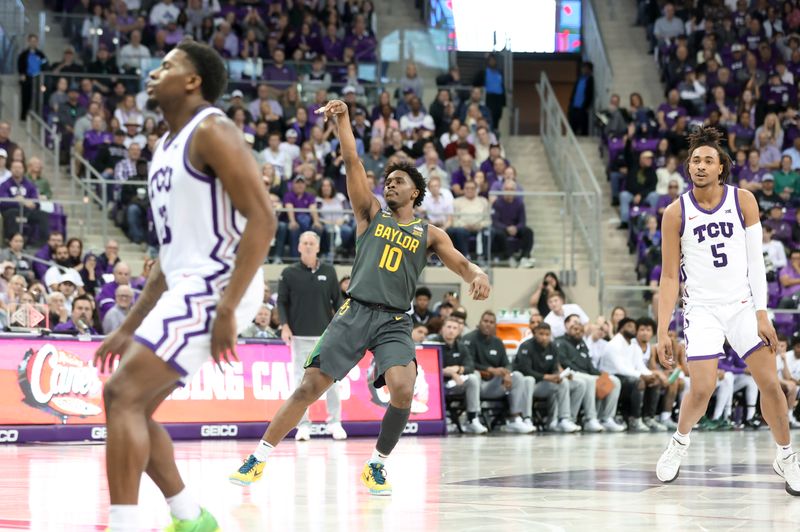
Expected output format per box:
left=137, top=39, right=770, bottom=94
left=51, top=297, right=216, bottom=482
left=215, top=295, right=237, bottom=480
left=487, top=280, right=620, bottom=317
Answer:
left=230, top=99, right=491, bottom=494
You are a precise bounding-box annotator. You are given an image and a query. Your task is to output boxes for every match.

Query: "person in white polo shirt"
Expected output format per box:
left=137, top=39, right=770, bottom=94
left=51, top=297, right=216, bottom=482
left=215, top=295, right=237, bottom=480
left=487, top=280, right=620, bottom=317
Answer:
left=543, top=290, right=589, bottom=338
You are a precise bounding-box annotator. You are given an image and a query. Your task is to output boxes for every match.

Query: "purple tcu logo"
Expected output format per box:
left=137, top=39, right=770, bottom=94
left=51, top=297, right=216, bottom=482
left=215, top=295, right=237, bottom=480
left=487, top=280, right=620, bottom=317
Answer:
left=149, top=166, right=173, bottom=198
left=693, top=221, right=734, bottom=243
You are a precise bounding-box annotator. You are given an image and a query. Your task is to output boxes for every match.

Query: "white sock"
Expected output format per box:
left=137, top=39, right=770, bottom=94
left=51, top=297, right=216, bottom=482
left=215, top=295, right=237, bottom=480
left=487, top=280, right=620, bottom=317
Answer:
left=672, top=430, right=690, bottom=446
left=108, top=505, right=139, bottom=531
left=659, top=412, right=671, bottom=422
left=370, top=449, right=388, bottom=465
left=253, top=440, right=274, bottom=462
left=166, top=487, right=201, bottom=521
left=778, top=443, right=794, bottom=460
left=746, top=406, right=756, bottom=419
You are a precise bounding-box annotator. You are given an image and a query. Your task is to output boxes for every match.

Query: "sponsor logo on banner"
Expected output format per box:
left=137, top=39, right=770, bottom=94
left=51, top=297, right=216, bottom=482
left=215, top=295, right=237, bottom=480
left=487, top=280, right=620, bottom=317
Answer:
left=200, top=424, right=239, bottom=437
left=0, top=429, right=19, bottom=442
left=16, top=344, right=103, bottom=421
left=91, top=427, right=107, bottom=440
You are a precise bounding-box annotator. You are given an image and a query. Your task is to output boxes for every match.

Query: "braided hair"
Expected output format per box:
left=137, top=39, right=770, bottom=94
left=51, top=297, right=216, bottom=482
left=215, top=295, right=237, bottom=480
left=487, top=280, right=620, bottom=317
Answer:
left=685, top=127, right=732, bottom=185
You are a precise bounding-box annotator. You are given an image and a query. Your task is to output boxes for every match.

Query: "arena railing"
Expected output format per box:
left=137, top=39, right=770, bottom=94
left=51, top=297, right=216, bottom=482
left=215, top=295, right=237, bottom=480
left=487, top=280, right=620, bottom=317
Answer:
left=583, top=0, right=612, bottom=134
left=23, top=111, right=60, bottom=183
left=537, top=72, right=604, bottom=305
left=0, top=196, right=97, bottom=242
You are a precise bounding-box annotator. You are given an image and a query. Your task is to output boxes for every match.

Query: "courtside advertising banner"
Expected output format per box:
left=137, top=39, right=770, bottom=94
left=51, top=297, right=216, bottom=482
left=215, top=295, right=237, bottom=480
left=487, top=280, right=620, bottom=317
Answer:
left=0, top=337, right=445, bottom=442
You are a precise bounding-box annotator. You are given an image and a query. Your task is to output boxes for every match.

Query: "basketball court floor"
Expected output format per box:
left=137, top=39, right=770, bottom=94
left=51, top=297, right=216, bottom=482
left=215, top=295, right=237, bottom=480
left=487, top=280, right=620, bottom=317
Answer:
left=0, top=431, right=798, bottom=531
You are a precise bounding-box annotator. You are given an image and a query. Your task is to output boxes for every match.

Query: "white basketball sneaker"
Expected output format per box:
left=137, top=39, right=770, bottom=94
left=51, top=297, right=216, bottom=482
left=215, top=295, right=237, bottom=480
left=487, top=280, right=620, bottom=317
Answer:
left=601, top=418, right=626, bottom=432
left=463, top=418, right=489, bottom=434
left=326, top=422, right=347, bottom=440
left=583, top=419, right=605, bottom=433
left=773, top=452, right=800, bottom=496
left=656, top=436, right=690, bottom=482
left=294, top=425, right=311, bottom=441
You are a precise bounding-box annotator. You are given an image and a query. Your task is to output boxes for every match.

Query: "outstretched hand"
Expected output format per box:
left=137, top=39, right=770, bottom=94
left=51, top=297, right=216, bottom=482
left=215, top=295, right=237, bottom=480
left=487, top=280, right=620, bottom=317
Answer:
left=469, top=274, right=491, bottom=301
left=656, top=334, right=674, bottom=370
left=315, top=99, right=349, bottom=123
left=94, top=328, right=132, bottom=373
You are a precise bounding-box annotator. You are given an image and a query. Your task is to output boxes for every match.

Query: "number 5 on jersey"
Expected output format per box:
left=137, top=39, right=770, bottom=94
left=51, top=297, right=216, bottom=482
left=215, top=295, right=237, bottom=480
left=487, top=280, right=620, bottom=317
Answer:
left=378, top=244, right=402, bottom=272
left=711, top=243, right=727, bottom=267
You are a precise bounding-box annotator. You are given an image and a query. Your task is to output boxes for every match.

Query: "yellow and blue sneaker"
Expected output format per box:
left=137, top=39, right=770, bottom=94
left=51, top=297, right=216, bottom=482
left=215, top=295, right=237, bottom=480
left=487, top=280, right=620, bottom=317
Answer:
left=163, top=507, right=220, bottom=531
left=360, top=462, right=392, bottom=496
left=228, top=454, right=265, bottom=486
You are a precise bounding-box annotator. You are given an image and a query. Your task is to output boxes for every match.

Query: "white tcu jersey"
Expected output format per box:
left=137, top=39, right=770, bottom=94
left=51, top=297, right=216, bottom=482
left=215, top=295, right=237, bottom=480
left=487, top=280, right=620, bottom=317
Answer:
left=679, top=184, right=752, bottom=306
left=148, top=107, right=248, bottom=290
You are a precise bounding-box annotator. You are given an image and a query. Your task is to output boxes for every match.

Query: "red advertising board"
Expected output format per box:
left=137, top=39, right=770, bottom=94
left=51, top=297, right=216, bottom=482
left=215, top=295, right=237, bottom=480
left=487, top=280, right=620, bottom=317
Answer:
left=0, top=337, right=445, bottom=441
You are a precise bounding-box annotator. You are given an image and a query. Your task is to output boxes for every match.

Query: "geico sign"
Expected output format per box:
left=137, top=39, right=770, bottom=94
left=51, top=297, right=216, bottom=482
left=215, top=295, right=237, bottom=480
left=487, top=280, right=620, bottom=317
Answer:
left=0, top=430, right=19, bottom=442
left=91, top=427, right=107, bottom=440
left=200, top=425, right=238, bottom=437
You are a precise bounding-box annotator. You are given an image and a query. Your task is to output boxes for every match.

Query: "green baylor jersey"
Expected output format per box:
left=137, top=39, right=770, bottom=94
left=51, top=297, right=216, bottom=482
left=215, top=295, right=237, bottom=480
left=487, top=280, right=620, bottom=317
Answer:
left=347, top=210, right=429, bottom=310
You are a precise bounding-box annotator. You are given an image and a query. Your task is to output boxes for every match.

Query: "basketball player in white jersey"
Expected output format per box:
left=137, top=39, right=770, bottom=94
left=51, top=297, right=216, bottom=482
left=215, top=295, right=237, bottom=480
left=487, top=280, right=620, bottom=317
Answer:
left=94, top=40, right=275, bottom=531
left=655, top=128, right=800, bottom=495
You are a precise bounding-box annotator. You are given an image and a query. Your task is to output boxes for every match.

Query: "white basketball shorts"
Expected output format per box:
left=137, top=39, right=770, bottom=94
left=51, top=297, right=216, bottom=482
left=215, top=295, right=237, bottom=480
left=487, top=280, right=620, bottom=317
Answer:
left=133, top=273, right=263, bottom=384
left=683, top=297, right=764, bottom=362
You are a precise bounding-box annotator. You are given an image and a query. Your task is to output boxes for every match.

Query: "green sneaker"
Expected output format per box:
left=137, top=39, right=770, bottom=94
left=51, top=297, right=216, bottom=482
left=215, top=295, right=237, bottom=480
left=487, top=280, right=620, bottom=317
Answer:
left=714, top=418, right=734, bottom=431
left=164, top=508, right=220, bottom=532
left=696, top=416, right=716, bottom=431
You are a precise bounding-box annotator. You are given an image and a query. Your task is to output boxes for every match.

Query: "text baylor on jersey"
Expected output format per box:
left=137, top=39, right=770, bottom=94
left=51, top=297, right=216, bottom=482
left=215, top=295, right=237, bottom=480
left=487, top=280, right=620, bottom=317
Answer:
left=200, top=424, right=239, bottom=437
left=0, top=430, right=19, bottom=442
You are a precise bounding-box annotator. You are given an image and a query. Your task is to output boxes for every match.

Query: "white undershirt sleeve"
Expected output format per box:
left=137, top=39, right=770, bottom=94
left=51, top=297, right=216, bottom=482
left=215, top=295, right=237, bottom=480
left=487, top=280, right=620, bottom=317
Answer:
left=745, top=223, right=768, bottom=311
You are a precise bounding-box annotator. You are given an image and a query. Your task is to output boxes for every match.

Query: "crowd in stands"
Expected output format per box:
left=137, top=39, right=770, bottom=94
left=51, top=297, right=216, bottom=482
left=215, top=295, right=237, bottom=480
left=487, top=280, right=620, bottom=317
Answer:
left=19, top=0, right=535, bottom=266
left=595, top=1, right=800, bottom=330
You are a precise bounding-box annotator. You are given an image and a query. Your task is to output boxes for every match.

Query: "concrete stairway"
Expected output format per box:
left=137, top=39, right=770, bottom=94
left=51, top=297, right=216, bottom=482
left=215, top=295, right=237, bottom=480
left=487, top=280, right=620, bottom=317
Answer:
left=575, top=137, right=646, bottom=316
left=502, top=136, right=586, bottom=272
left=593, top=0, right=664, bottom=109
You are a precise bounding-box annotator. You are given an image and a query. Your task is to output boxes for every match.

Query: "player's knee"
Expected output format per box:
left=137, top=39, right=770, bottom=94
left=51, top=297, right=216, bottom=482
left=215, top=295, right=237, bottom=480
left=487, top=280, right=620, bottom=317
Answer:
left=688, top=383, right=716, bottom=402
left=293, top=381, right=324, bottom=406
left=103, top=375, right=141, bottom=411
left=388, top=383, right=414, bottom=408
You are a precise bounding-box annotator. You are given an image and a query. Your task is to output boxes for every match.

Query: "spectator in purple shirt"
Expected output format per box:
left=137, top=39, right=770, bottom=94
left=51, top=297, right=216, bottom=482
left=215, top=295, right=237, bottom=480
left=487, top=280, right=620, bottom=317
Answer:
left=779, top=249, right=800, bottom=302
left=345, top=15, right=377, bottom=62
left=655, top=179, right=681, bottom=225
left=96, top=261, right=131, bottom=321
left=0, top=160, right=49, bottom=247
left=738, top=149, right=767, bottom=192
left=321, top=23, right=344, bottom=61
left=81, top=115, right=112, bottom=163
left=264, top=48, right=297, bottom=87
left=53, top=294, right=97, bottom=335
left=491, top=180, right=534, bottom=267
left=283, top=176, right=323, bottom=257
left=765, top=204, right=793, bottom=246
left=450, top=152, right=476, bottom=197
left=728, top=111, right=756, bottom=152
left=96, top=239, right=121, bottom=276
left=656, top=89, right=688, bottom=132
left=479, top=144, right=508, bottom=174
left=34, top=231, right=63, bottom=281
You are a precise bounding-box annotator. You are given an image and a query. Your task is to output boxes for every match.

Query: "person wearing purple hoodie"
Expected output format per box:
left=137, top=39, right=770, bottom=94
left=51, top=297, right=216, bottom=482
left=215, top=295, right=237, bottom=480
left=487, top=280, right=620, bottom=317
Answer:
left=33, top=231, right=63, bottom=280
left=95, top=261, right=131, bottom=321
left=0, top=160, right=50, bottom=247
left=719, top=344, right=762, bottom=429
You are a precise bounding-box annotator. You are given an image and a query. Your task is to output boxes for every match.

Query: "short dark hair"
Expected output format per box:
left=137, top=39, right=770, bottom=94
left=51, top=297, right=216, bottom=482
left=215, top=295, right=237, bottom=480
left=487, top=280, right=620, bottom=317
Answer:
left=636, top=317, right=657, bottom=332
left=481, top=310, right=496, bottom=320
left=415, top=287, right=432, bottom=299
left=176, top=40, right=228, bottom=103
left=451, top=310, right=467, bottom=321
left=383, top=160, right=426, bottom=207
left=617, top=317, right=636, bottom=331
left=534, top=322, right=551, bottom=332
left=685, top=127, right=732, bottom=184
left=564, top=313, right=581, bottom=325
left=72, top=294, right=93, bottom=308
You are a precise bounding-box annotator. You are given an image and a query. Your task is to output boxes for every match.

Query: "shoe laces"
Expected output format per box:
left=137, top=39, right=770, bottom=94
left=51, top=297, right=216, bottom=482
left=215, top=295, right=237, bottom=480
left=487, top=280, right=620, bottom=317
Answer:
left=369, top=463, right=387, bottom=485
left=238, top=455, right=260, bottom=474
left=666, top=438, right=688, bottom=458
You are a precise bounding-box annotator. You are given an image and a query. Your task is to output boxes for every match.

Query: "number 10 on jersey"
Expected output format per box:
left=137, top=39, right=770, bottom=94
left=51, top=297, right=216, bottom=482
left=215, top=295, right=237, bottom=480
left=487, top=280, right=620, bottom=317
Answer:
left=378, top=244, right=402, bottom=272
